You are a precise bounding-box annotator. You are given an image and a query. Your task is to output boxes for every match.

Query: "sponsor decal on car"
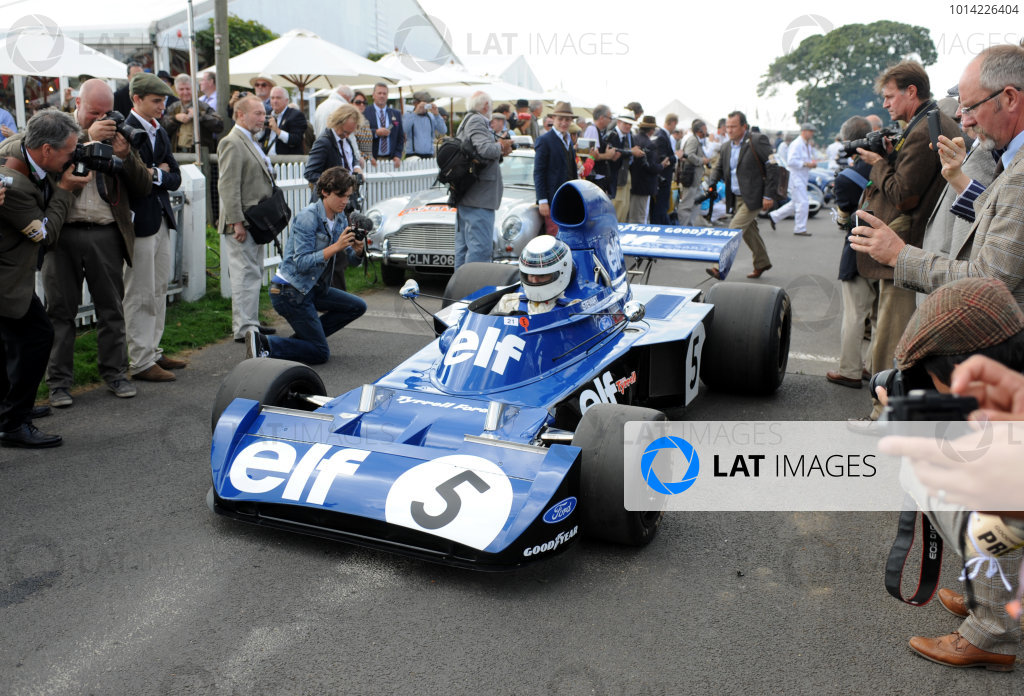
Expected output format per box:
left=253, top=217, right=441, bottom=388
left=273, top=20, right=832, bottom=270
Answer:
left=542, top=497, right=577, bottom=524
left=578, top=370, right=638, bottom=414
left=503, top=316, right=531, bottom=330
left=228, top=441, right=368, bottom=505
left=443, top=328, right=526, bottom=375
left=522, top=525, right=578, bottom=556
left=395, top=394, right=488, bottom=413
left=398, top=205, right=457, bottom=216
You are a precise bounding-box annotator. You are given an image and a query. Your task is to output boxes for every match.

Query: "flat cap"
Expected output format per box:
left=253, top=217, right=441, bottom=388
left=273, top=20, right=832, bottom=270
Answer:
left=130, top=72, right=175, bottom=98
left=412, top=90, right=434, bottom=103
left=800, top=122, right=818, bottom=132
left=895, top=278, right=1024, bottom=370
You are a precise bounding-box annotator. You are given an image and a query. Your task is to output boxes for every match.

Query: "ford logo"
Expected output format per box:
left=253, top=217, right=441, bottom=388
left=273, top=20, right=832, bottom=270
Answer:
left=542, top=497, right=577, bottom=524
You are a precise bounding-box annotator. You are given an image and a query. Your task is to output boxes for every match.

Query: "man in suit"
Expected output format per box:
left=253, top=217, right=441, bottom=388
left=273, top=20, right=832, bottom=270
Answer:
left=844, top=61, right=960, bottom=423
left=606, top=116, right=645, bottom=222
left=262, top=86, right=307, bottom=156
left=704, top=110, right=777, bottom=279
left=43, top=79, right=152, bottom=409
left=629, top=116, right=669, bottom=224
left=218, top=95, right=276, bottom=342
left=454, top=91, right=512, bottom=269
left=0, top=110, right=89, bottom=448
left=649, top=114, right=677, bottom=224
left=533, top=101, right=579, bottom=235
left=124, top=72, right=183, bottom=383
left=854, top=45, right=1024, bottom=318
left=369, top=82, right=404, bottom=168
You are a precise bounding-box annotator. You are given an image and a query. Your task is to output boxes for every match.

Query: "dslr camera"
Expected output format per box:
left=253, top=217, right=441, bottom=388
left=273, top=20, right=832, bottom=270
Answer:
left=693, top=185, right=718, bottom=206
left=70, top=142, right=124, bottom=177
left=103, top=110, right=146, bottom=149
left=871, top=367, right=978, bottom=421
left=347, top=212, right=374, bottom=242
left=842, top=126, right=902, bottom=158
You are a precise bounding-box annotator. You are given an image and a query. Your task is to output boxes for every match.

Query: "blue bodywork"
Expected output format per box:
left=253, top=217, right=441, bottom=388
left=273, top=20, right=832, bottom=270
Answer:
left=210, top=181, right=733, bottom=569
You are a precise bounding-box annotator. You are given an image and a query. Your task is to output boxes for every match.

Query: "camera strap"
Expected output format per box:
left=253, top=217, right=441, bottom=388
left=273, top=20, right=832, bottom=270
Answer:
left=891, top=101, right=937, bottom=156
left=885, top=503, right=943, bottom=606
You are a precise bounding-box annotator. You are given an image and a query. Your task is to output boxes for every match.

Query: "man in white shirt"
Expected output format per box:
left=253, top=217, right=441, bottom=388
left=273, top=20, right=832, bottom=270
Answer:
left=770, top=123, right=817, bottom=236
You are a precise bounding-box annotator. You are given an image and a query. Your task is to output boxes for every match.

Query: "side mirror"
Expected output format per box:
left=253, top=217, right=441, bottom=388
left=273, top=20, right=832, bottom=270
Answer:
left=399, top=278, right=420, bottom=299
left=623, top=300, right=645, bottom=323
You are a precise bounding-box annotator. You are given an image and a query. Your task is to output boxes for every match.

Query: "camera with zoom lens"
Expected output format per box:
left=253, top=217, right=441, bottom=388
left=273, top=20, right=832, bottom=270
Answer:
left=842, top=126, right=902, bottom=158
left=348, top=212, right=374, bottom=242
left=71, top=142, right=124, bottom=177
left=103, top=110, right=146, bottom=149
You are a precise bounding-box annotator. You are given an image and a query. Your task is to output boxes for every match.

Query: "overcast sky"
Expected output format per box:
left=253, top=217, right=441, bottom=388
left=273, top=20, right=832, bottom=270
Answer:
left=418, top=0, right=1022, bottom=131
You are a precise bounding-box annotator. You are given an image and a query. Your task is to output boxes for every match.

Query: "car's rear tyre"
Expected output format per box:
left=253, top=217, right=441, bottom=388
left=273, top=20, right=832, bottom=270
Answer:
left=211, top=358, right=326, bottom=432
left=381, top=263, right=406, bottom=287
left=700, top=282, right=791, bottom=395
left=572, top=404, right=667, bottom=546
left=441, top=262, right=520, bottom=308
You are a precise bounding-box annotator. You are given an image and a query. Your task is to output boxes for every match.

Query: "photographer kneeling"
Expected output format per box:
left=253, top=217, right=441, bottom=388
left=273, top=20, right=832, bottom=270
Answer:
left=876, top=277, right=1023, bottom=671
left=245, top=167, right=366, bottom=364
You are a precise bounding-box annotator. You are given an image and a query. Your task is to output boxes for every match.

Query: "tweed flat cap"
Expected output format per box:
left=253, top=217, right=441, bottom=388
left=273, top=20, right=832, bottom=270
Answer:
left=130, top=72, right=175, bottom=98
left=895, top=278, right=1024, bottom=370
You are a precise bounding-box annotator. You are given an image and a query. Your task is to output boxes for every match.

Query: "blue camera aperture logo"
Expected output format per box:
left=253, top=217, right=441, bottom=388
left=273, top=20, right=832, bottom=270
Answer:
left=641, top=436, right=700, bottom=495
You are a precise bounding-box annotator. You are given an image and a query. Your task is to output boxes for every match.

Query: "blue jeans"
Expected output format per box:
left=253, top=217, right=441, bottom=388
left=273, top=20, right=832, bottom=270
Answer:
left=455, top=205, right=494, bottom=269
left=268, top=282, right=366, bottom=364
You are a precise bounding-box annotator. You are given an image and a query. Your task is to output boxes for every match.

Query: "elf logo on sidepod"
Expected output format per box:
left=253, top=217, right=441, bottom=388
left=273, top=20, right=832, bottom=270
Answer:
left=443, top=327, right=525, bottom=375
left=542, top=497, right=577, bottom=524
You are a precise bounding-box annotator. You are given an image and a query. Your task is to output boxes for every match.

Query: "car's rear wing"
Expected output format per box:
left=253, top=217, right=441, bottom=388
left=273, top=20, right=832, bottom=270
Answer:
left=616, top=223, right=742, bottom=280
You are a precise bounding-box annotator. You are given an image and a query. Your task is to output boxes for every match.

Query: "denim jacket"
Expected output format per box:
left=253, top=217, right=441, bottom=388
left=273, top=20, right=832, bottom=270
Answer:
left=276, top=199, right=362, bottom=295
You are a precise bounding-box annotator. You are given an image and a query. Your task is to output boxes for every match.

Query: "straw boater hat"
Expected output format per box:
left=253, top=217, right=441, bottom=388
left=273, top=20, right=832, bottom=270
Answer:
left=248, top=73, right=276, bottom=88
left=551, top=101, right=576, bottom=118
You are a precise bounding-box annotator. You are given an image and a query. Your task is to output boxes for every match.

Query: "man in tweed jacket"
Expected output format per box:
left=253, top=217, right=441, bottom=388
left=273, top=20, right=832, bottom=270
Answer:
left=852, top=45, right=1024, bottom=310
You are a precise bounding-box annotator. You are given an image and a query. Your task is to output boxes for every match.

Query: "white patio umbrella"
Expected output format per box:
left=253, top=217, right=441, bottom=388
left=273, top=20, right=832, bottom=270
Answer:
left=208, top=29, right=402, bottom=95
left=0, top=25, right=129, bottom=78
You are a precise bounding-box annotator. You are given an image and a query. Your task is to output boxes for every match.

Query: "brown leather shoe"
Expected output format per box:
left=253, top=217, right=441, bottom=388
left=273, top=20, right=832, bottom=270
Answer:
left=133, top=364, right=176, bottom=382
left=826, top=371, right=862, bottom=389
left=747, top=265, right=772, bottom=279
left=705, top=266, right=722, bottom=280
left=909, top=632, right=1015, bottom=671
left=937, top=588, right=970, bottom=618
left=157, top=356, right=187, bottom=370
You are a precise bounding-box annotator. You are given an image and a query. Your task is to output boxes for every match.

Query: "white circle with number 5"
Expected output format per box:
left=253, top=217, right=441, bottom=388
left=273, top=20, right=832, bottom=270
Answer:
left=385, top=455, right=514, bottom=550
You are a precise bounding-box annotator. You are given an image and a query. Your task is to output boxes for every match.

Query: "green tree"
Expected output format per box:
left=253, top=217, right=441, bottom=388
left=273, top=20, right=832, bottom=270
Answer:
left=195, top=15, right=278, bottom=68
left=758, top=21, right=937, bottom=136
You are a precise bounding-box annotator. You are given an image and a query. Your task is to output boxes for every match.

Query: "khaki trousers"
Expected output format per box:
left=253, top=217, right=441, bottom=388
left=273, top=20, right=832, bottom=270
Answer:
left=731, top=200, right=770, bottom=271
left=124, top=222, right=171, bottom=375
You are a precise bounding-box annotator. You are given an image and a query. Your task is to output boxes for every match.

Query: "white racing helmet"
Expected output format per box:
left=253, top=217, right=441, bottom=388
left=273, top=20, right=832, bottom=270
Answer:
left=519, top=236, right=573, bottom=302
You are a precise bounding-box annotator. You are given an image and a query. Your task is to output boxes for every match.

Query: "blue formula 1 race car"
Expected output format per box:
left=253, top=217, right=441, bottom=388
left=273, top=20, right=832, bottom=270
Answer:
left=208, top=181, right=792, bottom=570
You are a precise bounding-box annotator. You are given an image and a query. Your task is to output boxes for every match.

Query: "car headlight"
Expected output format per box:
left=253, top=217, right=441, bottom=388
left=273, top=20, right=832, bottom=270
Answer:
left=367, top=209, right=384, bottom=230
left=501, top=215, right=523, bottom=242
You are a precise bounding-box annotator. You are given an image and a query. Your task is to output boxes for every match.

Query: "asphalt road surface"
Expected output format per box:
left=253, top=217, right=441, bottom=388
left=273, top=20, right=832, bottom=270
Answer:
left=2, top=210, right=1018, bottom=694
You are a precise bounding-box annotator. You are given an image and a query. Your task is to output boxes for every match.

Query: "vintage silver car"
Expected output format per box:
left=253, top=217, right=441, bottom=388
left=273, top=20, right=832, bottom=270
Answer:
left=365, top=148, right=543, bottom=286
